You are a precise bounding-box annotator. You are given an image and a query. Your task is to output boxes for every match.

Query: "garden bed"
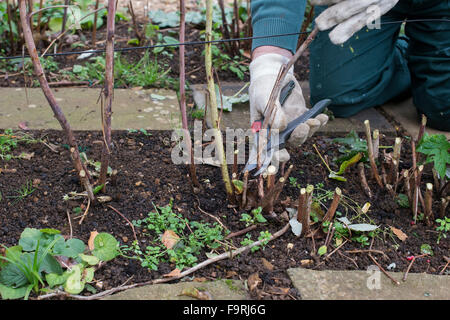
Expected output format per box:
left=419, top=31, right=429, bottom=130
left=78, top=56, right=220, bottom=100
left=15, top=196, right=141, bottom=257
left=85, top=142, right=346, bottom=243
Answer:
left=1, top=129, right=447, bottom=300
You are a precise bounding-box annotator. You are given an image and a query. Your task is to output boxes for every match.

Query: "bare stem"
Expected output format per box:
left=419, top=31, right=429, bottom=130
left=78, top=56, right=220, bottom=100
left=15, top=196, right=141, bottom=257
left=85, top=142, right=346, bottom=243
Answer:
left=19, top=0, right=94, bottom=200
left=323, top=188, right=342, bottom=222
left=99, top=0, right=116, bottom=192
left=358, top=162, right=372, bottom=198
left=205, top=0, right=233, bottom=199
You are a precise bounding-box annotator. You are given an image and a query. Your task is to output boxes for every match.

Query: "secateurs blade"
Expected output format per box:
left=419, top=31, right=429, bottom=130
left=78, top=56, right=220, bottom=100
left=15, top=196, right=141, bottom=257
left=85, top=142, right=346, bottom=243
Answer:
left=243, top=97, right=332, bottom=176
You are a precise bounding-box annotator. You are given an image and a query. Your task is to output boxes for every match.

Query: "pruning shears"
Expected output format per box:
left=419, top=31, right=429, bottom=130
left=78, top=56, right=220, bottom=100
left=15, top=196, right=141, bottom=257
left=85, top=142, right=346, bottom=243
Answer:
left=243, top=80, right=332, bottom=176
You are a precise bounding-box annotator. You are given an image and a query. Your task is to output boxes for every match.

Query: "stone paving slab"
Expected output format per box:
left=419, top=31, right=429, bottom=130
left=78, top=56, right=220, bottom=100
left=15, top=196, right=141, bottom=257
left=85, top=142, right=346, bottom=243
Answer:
left=287, top=268, right=450, bottom=300
left=0, top=87, right=181, bottom=130
left=102, top=279, right=248, bottom=300
left=190, top=82, right=396, bottom=135
left=381, top=98, right=450, bottom=140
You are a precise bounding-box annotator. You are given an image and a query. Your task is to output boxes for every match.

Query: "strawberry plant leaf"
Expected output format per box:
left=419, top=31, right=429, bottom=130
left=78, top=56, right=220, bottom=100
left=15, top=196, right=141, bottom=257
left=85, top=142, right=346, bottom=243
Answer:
left=417, top=133, right=450, bottom=179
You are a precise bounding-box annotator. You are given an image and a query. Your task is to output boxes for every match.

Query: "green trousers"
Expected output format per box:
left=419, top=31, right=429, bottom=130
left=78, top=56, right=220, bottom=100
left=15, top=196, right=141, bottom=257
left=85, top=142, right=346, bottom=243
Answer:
left=310, top=0, right=450, bottom=131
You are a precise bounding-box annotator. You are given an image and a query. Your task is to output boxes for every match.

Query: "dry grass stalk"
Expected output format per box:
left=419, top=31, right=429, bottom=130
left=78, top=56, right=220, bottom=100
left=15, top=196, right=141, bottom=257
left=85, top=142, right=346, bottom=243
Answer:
left=364, top=120, right=383, bottom=188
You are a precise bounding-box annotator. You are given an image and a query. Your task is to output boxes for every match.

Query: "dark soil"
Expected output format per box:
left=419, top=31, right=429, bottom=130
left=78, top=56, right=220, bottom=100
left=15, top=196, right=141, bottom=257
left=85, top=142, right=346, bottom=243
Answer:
left=0, top=129, right=448, bottom=300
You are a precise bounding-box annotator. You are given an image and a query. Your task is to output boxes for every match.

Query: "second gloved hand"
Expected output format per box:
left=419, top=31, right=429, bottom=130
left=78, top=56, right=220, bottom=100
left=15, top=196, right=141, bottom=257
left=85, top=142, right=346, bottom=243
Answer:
left=311, top=0, right=399, bottom=44
left=249, top=53, right=328, bottom=168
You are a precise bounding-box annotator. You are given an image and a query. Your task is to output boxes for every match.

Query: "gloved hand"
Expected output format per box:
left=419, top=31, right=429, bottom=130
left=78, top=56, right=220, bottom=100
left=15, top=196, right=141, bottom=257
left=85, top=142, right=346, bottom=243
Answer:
left=248, top=53, right=328, bottom=168
left=311, top=0, right=399, bottom=44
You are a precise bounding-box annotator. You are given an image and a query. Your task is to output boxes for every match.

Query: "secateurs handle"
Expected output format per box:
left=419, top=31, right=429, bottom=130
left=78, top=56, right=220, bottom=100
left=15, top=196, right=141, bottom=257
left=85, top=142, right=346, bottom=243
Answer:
left=267, top=99, right=332, bottom=151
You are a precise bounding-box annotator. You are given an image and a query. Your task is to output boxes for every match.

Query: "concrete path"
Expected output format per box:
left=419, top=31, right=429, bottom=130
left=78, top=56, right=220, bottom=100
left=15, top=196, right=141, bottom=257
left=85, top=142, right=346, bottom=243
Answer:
left=102, top=279, right=248, bottom=300
left=287, top=268, right=450, bottom=300
left=1, top=85, right=449, bottom=140
left=0, top=87, right=181, bottom=130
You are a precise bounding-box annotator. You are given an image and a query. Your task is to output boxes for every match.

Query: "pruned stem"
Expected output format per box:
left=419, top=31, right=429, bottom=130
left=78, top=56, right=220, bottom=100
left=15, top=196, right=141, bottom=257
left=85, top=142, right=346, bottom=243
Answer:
left=358, top=162, right=372, bottom=198
left=323, top=187, right=341, bottom=222
left=364, top=120, right=383, bottom=188
left=19, top=0, right=94, bottom=200
left=241, top=170, right=249, bottom=209
left=266, top=165, right=276, bottom=191
left=297, top=188, right=309, bottom=236
left=372, top=129, right=379, bottom=160
left=424, top=183, right=434, bottom=226
left=391, top=137, right=402, bottom=187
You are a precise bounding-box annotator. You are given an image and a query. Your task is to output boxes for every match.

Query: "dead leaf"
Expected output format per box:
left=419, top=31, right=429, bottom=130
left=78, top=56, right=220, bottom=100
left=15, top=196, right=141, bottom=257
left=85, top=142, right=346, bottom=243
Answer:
left=390, top=226, right=408, bottom=241
left=247, top=273, right=261, bottom=292
left=88, top=231, right=98, bottom=251
left=163, top=268, right=181, bottom=278
left=226, top=271, right=238, bottom=278
left=193, top=277, right=208, bottom=283
left=300, top=259, right=314, bottom=267
left=19, top=152, right=34, bottom=160
left=180, top=287, right=212, bottom=300
left=261, top=258, right=274, bottom=271
left=18, top=122, right=29, bottom=130
left=162, top=230, right=180, bottom=249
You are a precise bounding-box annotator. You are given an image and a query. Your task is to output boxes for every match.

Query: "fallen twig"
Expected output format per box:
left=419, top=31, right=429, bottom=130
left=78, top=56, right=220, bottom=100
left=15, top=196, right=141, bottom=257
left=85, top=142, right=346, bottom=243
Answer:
left=78, top=198, right=91, bottom=225
left=225, top=225, right=257, bottom=240
left=107, top=205, right=137, bottom=242
left=66, top=210, right=73, bottom=239
left=38, top=223, right=290, bottom=300
left=368, top=254, right=400, bottom=285
left=403, top=254, right=428, bottom=281
left=346, top=249, right=388, bottom=259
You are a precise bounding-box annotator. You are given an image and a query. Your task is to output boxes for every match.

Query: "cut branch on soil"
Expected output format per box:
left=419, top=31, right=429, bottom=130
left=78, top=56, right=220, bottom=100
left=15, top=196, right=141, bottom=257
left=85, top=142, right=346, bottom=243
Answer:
left=38, top=223, right=290, bottom=300
left=19, top=0, right=94, bottom=200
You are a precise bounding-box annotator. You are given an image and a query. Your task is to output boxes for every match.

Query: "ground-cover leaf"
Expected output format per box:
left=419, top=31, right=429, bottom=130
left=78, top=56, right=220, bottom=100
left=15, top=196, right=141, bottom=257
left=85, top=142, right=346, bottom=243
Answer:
left=417, top=133, right=450, bottom=179
left=45, top=272, right=69, bottom=288
left=333, top=130, right=368, bottom=163
left=396, top=193, right=410, bottom=208
left=0, top=261, right=28, bottom=288
left=79, top=254, right=100, bottom=266
left=420, top=244, right=433, bottom=256
left=318, top=246, right=327, bottom=256
left=92, top=233, right=119, bottom=262
left=53, top=238, right=85, bottom=259
left=0, top=283, right=27, bottom=300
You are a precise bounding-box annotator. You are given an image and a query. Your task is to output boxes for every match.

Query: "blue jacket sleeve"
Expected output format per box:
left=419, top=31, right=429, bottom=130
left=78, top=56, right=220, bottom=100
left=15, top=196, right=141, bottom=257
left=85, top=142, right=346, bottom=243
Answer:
left=251, top=0, right=307, bottom=53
